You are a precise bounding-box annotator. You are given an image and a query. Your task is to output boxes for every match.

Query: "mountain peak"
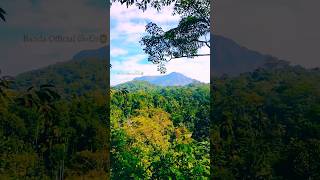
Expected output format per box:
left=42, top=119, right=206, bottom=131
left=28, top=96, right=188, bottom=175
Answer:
left=168, top=72, right=180, bottom=75
left=212, top=35, right=290, bottom=76
left=72, top=46, right=108, bottom=60
left=133, top=72, right=199, bottom=86
left=167, top=72, right=184, bottom=76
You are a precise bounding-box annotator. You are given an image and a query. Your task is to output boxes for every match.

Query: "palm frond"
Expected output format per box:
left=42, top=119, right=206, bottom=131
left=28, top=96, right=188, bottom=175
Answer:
left=0, top=7, right=6, bottom=22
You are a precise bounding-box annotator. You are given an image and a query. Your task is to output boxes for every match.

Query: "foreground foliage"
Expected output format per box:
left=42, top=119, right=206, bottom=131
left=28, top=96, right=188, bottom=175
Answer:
left=211, top=66, right=320, bottom=179
left=1, top=65, right=320, bottom=179
left=111, top=82, right=210, bottom=179
left=0, top=82, right=109, bottom=179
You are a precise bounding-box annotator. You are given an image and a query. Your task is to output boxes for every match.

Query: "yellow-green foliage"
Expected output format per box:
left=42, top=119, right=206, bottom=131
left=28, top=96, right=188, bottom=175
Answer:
left=123, top=108, right=174, bottom=151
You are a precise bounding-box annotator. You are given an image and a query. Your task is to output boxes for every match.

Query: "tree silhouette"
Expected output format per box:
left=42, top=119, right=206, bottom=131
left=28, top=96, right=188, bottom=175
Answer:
left=17, top=84, right=63, bottom=177
left=17, top=84, right=60, bottom=109
left=0, top=7, right=6, bottom=22
left=111, top=0, right=176, bottom=11
left=17, top=84, right=61, bottom=148
left=0, top=70, right=13, bottom=100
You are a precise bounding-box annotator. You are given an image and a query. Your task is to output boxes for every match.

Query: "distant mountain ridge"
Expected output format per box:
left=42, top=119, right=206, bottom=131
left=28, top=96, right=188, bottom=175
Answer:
left=113, top=80, right=157, bottom=91
left=13, top=35, right=291, bottom=95
left=132, top=72, right=201, bottom=86
left=70, top=36, right=288, bottom=76
left=13, top=46, right=109, bottom=96
left=212, top=35, right=290, bottom=76
left=72, top=46, right=108, bottom=60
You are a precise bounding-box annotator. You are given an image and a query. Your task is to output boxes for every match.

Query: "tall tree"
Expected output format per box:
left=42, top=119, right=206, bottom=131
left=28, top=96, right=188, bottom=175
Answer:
left=0, top=70, right=13, bottom=100
left=112, top=0, right=210, bottom=73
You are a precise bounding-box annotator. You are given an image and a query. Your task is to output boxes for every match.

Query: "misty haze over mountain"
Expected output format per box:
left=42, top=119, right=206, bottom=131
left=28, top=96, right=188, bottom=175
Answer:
left=12, top=35, right=294, bottom=92
left=132, top=72, right=201, bottom=87
left=214, top=0, right=320, bottom=68
left=1, top=0, right=319, bottom=77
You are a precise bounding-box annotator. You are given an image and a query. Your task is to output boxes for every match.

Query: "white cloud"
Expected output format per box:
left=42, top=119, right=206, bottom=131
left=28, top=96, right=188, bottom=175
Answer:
left=110, top=2, right=180, bottom=43
left=115, top=22, right=146, bottom=34
left=112, top=21, right=146, bottom=43
left=110, top=2, right=210, bottom=86
left=110, top=2, right=179, bottom=24
left=111, top=53, right=210, bottom=86
left=111, top=47, right=128, bottom=56
left=166, top=56, right=210, bottom=83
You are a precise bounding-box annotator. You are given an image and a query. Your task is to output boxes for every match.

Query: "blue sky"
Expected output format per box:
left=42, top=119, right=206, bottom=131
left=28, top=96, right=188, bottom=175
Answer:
left=110, top=2, right=210, bottom=86
left=0, top=1, right=209, bottom=82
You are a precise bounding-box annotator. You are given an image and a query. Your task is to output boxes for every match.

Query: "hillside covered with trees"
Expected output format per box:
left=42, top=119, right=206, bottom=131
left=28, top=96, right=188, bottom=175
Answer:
left=111, top=81, right=210, bottom=178
left=13, top=58, right=108, bottom=97
left=211, top=66, right=320, bottom=179
left=1, top=68, right=211, bottom=178
left=2, top=0, right=320, bottom=179
left=0, top=83, right=109, bottom=179
left=1, top=64, right=320, bottom=179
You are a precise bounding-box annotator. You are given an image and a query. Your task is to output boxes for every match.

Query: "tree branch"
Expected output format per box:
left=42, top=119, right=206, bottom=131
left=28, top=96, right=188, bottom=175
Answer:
left=196, top=40, right=210, bottom=48
left=170, top=53, right=210, bottom=60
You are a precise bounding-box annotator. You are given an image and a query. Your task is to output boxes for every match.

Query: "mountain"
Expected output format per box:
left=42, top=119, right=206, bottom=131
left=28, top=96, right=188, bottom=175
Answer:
left=13, top=46, right=109, bottom=96
left=212, top=35, right=289, bottom=76
left=72, top=46, right=108, bottom=60
left=12, top=35, right=291, bottom=95
left=114, top=80, right=157, bottom=91
left=72, top=36, right=288, bottom=77
left=132, top=72, right=200, bottom=86
left=69, top=36, right=288, bottom=77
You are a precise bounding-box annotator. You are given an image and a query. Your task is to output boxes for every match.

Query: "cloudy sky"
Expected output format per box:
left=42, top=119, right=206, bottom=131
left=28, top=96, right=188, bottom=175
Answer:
left=110, top=2, right=210, bottom=86
left=0, top=0, right=107, bottom=76
left=215, top=0, right=320, bottom=68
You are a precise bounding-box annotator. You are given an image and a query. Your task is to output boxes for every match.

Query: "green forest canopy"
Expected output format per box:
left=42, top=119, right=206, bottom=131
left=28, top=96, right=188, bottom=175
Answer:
left=1, top=65, right=320, bottom=179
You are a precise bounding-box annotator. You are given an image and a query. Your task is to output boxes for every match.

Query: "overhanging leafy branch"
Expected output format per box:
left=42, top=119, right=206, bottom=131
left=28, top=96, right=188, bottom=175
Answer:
left=112, top=0, right=210, bottom=73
